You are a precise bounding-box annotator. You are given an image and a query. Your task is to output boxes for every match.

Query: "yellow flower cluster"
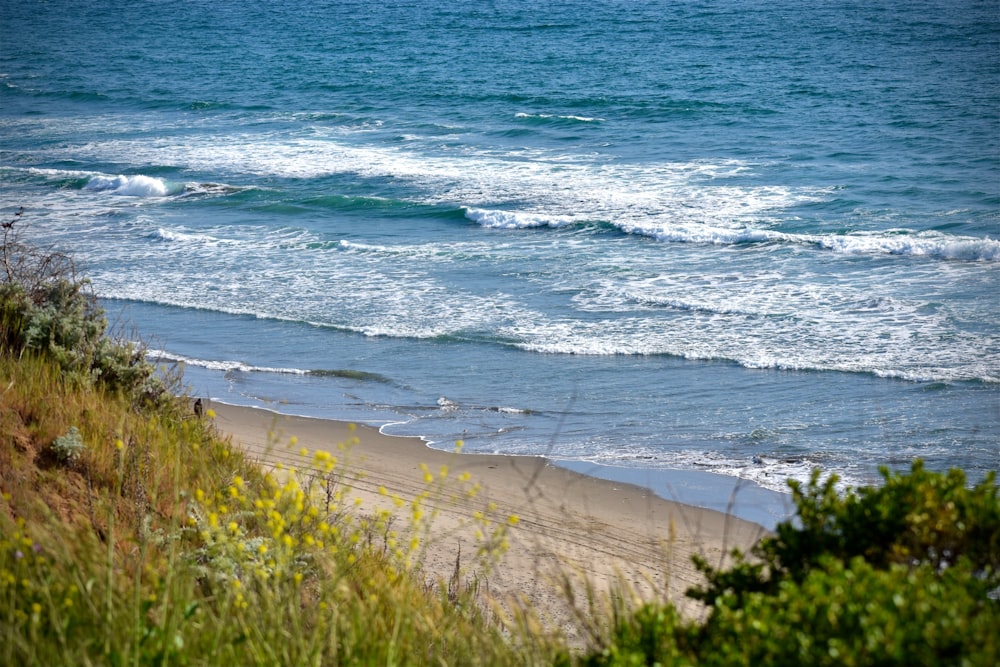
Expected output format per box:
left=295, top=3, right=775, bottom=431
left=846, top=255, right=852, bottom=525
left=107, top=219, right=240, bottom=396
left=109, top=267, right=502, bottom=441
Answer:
left=181, top=436, right=519, bottom=606
left=186, top=469, right=340, bottom=592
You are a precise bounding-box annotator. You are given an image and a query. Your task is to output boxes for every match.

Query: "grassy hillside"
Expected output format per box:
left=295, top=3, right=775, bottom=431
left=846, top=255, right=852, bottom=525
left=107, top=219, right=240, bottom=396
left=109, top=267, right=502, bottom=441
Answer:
left=0, top=351, right=563, bottom=666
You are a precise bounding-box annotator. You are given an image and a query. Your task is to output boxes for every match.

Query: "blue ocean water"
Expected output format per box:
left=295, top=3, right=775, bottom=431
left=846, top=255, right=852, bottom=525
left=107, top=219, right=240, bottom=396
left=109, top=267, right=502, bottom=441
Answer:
left=2, top=0, right=998, bottom=499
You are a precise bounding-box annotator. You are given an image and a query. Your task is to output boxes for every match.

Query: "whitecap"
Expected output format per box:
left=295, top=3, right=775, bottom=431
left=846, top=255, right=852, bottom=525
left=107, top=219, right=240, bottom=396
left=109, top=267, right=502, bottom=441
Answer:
left=464, top=207, right=573, bottom=229
left=84, top=174, right=174, bottom=197
left=437, top=396, right=459, bottom=411
left=514, top=112, right=604, bottom=123
left=147, top=349, right=309, bottom=375
left=615, top=220, right=787, bottom=245
left=153, top=227, right=242, bottom=246
left=814, top=230, right=1000, bottom=261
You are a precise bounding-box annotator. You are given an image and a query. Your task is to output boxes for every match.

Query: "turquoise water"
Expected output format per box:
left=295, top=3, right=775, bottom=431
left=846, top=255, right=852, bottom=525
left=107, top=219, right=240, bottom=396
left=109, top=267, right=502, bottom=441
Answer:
left=2, top=0, right=998, bottom=497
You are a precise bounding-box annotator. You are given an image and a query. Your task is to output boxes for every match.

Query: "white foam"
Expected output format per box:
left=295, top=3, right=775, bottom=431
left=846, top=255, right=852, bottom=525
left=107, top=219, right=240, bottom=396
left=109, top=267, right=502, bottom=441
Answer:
left=493, top=406, right=527, bottom=414
left=103, top=229, right=999, bottom=383
left=59, top=132, right=816, bottom=229
left=74, top=203, right=1000, bottom=383
left=84, top=174, right=174, bottom=197
left=154, top=227, right=245, bottom=246
left=436, top=397, right=460, bottom=412
left=27, top=166, right=103, bottom=179
left=501, top=288, right=999, bottom=383
left=180, top=181, right=253, bottom=197
left=514, top=112, right=604, bottom=123
left=814, top=230, right=1000, bottom=261
left=465, top=207, right=574, bottom=229
left=74, top=132, right=1000, bottom=262
left=99, top=225, right=546, bottom=344
left=337, top=239, right=390, bottom=252
left=598, top=217, right=1000, bottom=262
left=22, top=131, right=1000, bottom=263
left=580, top=447, right=861, bottom=495
left=335, top=238, right=503, bottom=263
left=22, top=130, right=997, bottom=383
left=148, top=349, right=308, bottom=375
left=19, top=167, right=245, bottom=200
left=615, top=219, right=787, bottom=245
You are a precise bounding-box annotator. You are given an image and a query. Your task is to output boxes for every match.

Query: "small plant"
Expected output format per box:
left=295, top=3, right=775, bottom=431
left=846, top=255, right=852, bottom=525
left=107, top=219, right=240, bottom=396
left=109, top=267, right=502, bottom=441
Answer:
left=50, top=426, right=85, bottom=464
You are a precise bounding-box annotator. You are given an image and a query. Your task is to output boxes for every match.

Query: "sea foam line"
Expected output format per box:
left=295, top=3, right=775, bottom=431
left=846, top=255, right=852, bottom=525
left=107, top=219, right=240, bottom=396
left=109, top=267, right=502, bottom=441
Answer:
left=147, top=349, right=393, bottom=382
left=514, top=112, right=605, bottom=123
left=469, top=207, right=1000, bottom=261
left=148, top=349, right=309, bottom=375
left=154, top=228, right=244, bottom=246
left=464, top=207, right=575, bottom=229
left=20, top=132, right=995, bottom=265
left=29, top=134, right=1000, bottom=265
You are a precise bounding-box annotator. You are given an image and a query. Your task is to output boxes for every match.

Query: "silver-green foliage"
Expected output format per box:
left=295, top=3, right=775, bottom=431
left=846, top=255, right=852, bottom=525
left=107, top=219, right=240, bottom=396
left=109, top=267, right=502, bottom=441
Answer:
left=50, top=426, right=85, bottom=464
left=1, top=211, right=166, bottom=402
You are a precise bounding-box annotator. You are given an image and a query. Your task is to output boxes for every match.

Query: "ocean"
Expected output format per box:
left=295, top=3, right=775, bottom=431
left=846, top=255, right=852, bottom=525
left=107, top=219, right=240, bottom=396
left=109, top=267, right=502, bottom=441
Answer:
left=2, top=0, right=997, bottom=510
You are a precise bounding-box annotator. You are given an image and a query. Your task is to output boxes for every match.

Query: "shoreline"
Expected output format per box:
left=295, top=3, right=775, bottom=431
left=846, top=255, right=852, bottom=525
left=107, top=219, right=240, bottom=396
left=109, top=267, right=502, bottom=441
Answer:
left=203, top=396, right=793, bottom=529
left=554, top=460, right=793, bottom=531
left=208, top=400, right=772, bottom=642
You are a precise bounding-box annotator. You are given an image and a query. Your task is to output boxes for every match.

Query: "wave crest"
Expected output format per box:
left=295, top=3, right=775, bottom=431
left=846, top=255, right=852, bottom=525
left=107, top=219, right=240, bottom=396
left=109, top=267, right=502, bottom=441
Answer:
left=84, top=174, right=176, bottom=197
left=514, top=112, right=604, bottom=124
left=470, top=207, right=1000, bottom=262
left=465, top=207, right=575, bottom=229
left=815, top=231, right=1000, bottom=261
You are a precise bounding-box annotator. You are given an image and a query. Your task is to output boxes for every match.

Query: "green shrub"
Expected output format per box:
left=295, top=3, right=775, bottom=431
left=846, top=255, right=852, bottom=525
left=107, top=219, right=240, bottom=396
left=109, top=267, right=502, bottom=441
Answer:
left=17, top=278, right=105, bottom=371
left=691, top=463, right=999, bottom=605
left=582, top=463, right=1000, bottom=666
left=1, top=210, right=166, bottom=403
left=581, top=603, right=697, bottom=667
left=696, top=556, right=997, bottom=667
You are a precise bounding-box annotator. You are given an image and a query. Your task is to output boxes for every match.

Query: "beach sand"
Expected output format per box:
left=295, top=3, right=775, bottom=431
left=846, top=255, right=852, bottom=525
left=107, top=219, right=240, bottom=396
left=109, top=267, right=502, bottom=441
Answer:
left=210, top=402, right=769, bottom=644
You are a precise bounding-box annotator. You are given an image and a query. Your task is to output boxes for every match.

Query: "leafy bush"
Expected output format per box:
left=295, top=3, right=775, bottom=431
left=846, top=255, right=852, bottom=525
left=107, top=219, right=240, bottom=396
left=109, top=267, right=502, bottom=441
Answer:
left=583, top=463, right=1000, bottom=666
left=9, top=278, right=105, bottom=372
left=1, top=209, right=166, bottom=402
left=691, top=463, right=999, bottom=604
left=699, top=556, right=997, bottom=667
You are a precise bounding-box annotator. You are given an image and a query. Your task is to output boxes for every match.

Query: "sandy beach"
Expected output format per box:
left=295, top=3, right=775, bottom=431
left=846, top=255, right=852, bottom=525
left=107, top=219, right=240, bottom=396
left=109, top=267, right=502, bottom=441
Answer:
left=210, top=402, right=770, bottom=643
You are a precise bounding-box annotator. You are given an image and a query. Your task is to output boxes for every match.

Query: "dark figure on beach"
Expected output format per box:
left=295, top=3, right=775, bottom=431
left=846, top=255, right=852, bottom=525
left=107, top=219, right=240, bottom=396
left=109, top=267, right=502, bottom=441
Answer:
left=193, top=398, right=203, bottom=418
